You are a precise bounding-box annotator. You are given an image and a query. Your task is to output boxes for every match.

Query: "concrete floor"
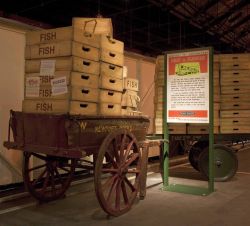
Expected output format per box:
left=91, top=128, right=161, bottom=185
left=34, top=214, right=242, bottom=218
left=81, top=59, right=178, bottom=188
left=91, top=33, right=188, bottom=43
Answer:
left=0, top=147, right=250, bottom=226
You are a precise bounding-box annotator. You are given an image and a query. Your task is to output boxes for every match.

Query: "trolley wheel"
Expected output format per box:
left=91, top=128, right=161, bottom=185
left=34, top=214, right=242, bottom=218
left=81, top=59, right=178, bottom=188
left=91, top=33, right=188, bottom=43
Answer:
left=198, top=144, right=238, bottom=182
left=94, top=129, right=141, bottom=216
left=23, top=152, right=77, bottom=202
left=189, top=140, right=208, bottom=171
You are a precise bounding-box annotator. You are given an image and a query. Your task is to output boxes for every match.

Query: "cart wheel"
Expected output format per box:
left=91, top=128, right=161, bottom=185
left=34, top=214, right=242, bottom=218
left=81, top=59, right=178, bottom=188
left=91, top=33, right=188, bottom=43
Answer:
left=94, top=129, right=141, bottom=216
left=198, top=144, right=238, bottom=182
left=23, top=152, right=77, bottom=202
left=189, top=140, right=208, bottom=171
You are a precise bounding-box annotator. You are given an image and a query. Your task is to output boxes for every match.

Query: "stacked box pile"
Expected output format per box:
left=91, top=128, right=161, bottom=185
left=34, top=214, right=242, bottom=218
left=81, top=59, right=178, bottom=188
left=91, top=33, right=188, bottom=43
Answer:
left=219, top=53, right=250, bottom=133
left=23, top=17, right=140, bottom=116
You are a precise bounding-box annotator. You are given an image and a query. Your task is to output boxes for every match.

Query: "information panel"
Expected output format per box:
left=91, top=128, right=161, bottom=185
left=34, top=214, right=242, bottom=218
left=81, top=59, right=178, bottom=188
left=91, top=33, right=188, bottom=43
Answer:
left=166, top=49, right=210, bottom=123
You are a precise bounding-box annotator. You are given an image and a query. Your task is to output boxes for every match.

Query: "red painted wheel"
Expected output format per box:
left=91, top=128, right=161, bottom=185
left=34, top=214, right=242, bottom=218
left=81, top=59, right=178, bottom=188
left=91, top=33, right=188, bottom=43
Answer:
left=23, top=152, right=76, bottom=202
left=94, top=130, right=141, bottom=216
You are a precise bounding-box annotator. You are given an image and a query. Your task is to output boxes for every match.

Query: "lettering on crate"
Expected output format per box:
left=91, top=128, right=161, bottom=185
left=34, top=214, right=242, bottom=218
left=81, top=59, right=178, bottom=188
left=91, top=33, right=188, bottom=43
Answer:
left=40, top=76, right=54, bottom=84
left=79, top=121, right=87, bottom=131
left=39, top=89, right=52, bottom=97
left=39, top=46, right=55, bottom=56
left=36, top=103, right=53, bottom=112
left=40, top=32, right=57, bottom=42
left=127, top=80, right=138, bottom=89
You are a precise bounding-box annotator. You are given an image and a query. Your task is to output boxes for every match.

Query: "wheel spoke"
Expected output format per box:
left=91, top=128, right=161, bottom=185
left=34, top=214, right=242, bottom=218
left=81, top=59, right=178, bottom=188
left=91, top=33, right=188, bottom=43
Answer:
left=124, top=177, right=136, bottom=192
left=120, top=134, right=127, bottom=163
left=115, top=179, right=122, bottom=210
left=102, top=174, right=118, bottom=191
left=107, top=177, right=118, bottom=204
left=124, top=138, right=136, bottom=161
left=124, top=153, right=139, bottom=168
left=121, top=180, right=129, bottom=204
left=55, top=168, right=64, bottom=186
left=102, top=168, right=118, bottom=173
left=105, top=151, right=118, bottom=168
left=28, top=164, right=47, bottom=172
left=31, top=168, right=47, bottom=186
left=41, top=171, right=50, bottom=194
left=112, top=138, right=120, bottom=163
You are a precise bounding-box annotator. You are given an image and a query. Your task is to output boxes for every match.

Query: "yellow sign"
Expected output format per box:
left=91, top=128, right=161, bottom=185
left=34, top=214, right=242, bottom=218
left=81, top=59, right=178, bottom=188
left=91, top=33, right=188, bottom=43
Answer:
left=175, top=62, right=200, bottom=76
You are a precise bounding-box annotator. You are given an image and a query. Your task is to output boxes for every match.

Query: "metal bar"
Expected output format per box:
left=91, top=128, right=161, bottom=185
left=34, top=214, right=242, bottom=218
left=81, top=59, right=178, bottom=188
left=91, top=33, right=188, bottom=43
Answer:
left=208, top=47, right=214, bottom=193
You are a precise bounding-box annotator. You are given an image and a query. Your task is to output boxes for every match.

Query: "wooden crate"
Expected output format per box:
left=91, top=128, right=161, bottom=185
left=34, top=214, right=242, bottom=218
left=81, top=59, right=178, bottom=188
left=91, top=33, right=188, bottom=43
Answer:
left=100, top=35, right=124, bottom=53
left=25, top=71, right=71, bottom=86
left=100, top=62, right=123, bottom=79
left=72, top=17, right=113, bottom=37
left=219, top=53, right=250, bottom=63
left=154, top=71, right=164, bottom=81
left=26, top=26, right=101, bottom=48
left=99, top=103, right=121, bottom=116
left=221, top=70, right=250, bottom=86
left=99, top=74, right=123, bottom=92
left=25, top=57, right=100, bottom=75
left=123, top=78, right=139, bottom=91
left=70, top=101, right=97, bottom=115
left=71, top=72, right=99, bottom=88
left=220, top=118, right=250, bottom=127
left=220, top=62, right=250, bottom=70
left=220, top=102, right=250, bottom=110
left=221, top=85, right=250, bottom=94
left=25, top=41, right=99, bottom=61
left=25, top=85, right=69, bottom=99
left=22, top=99, right=69, bottom=114
left=220, top=110, right=250, bottom=118
left=220, top=126, right=250, bottom=134
left=71, top=86, right=99, bottom=102
left=187, top=125, right=219, bottom=134
left=221, top=94, right=250, bottom=102
left=100, top=49, right=124, bottom=66
left=100, top=90, right=122, bottom=104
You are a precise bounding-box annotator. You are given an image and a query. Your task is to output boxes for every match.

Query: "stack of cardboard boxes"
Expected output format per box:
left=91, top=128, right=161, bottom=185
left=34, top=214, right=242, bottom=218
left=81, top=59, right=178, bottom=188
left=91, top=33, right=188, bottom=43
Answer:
left=219, top=53, right=250, bottom=133
left=23, top=18, right=140, bottom=116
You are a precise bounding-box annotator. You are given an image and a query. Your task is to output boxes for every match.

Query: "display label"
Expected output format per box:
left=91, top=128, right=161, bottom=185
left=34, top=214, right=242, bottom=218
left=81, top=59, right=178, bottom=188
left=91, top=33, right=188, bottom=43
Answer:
left=40, top=60, right=55, bottom=75
left=166, top=49, right=210, bottom=123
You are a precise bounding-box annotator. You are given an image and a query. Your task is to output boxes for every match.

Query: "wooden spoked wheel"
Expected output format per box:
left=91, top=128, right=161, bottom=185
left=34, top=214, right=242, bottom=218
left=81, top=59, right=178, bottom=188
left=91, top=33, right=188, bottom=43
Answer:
left=94, top=130, right=141, bottom=216
left=23, top=152, right=77, bottom=202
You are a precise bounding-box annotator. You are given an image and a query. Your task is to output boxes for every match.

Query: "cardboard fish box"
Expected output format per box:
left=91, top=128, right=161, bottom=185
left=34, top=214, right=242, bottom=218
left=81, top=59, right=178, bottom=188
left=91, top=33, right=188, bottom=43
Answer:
left=220, top=126, right=250, bottom=134
left=22, top=99, right=69, bottom=114
left=72, top=17, right=113, bottom=37
left=121, top=90, right=139, bottom=107
left=100, top=49, right=124, bottom=66
left=155, top=55, right=164, bottom=72
left=71, top=72, right=99, bottom=88
left=221, top=94, right=250, bottom=102
left=220, top=62, right=250, bottom=70
left=71, top=86, right=99, bottom=102
left=221, top=85, right=250, bottom=95
left=100, top=62, right=123, bottom=79
left=25, top=57, right=100, bottom=75
left=26, top=26, right=101, bottom=48
left=221, top=102, right=250, bottom=110
left=99, top=103, right=121, bottom=116
left=220, top=118, right=250, bottom=127
left=100, top=75, right=123, bottom=92
left=220, top=110, right=250, bottom=118
left=187, top=125, right=219, bottom=134
left=100, top=35, right=124, bottom=53
left=25, top=71, right=71, bottom=86
left=25, top=85, right=69, bottom=99
left=123, top=78, right=139, bottom=91
left=100, top=90, right=122, bottom=104
left=219, top=53, right=250, bottom=63
left=25, top=41, right=99, bottom=61
left=154, top=71, right=164, bottom=81
left=168, top=124, right=187, bottom=134
left=221, top=70, right=250, bottom=85
left=70, top=101, right=97, bottom=115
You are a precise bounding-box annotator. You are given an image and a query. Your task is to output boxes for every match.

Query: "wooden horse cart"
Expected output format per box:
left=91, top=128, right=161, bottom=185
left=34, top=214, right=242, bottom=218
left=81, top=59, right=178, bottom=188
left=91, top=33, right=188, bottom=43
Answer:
left=3, top=110, right=161, bottom=216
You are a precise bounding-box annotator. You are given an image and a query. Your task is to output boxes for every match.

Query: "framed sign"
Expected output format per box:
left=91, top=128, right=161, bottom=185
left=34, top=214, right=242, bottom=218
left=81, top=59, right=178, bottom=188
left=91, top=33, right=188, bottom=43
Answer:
left=166, top=49, right=210, bottom=123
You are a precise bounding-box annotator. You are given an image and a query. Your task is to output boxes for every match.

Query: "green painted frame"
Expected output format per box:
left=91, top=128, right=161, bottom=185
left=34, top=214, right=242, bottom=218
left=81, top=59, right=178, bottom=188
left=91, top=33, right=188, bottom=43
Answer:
left=162, top=47, right=214, bottom=195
